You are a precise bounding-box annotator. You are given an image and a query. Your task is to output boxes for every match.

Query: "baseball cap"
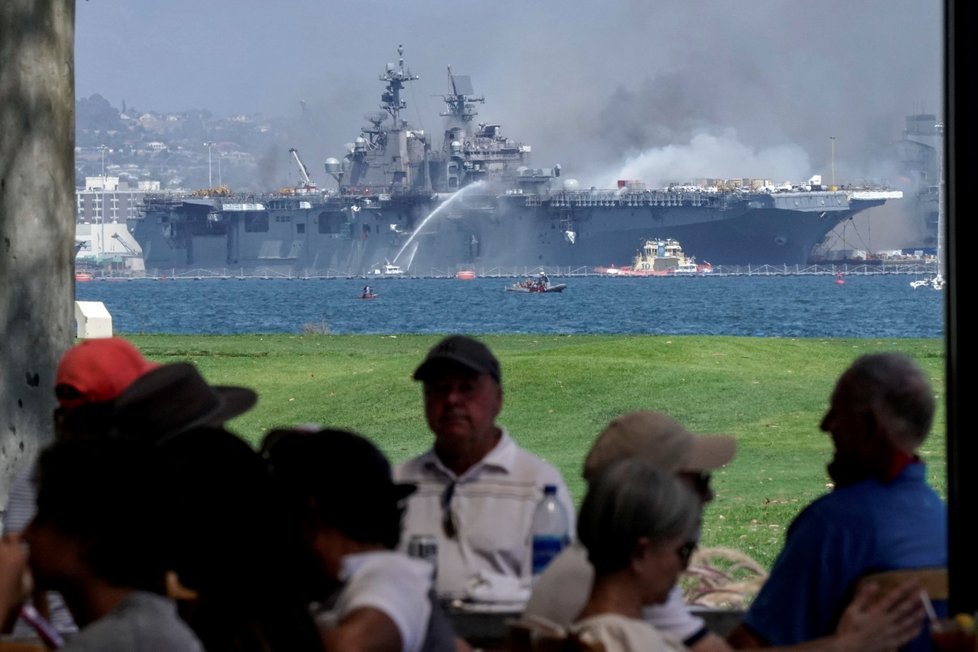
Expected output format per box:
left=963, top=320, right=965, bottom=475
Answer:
left=582, top=410, right=736, bottom=481
left=113, top=362, right=257, bottom=443
left=413, top=335, right=501, bottom=384
left=55, top=337, right=159, bottom=409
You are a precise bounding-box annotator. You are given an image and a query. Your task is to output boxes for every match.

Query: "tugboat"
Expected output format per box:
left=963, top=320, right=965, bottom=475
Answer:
left=596, top=239, right=712, bottom=276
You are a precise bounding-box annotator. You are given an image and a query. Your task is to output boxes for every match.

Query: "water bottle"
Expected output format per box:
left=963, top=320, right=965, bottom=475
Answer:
left=531, top=484, right=570, bottom=575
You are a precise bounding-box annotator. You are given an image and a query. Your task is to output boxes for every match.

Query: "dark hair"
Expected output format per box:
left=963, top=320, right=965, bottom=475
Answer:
left=261, top=427, right=413, bottom=550
left=577, top=459, right=699, bottom=575
left=156, top=426, right=323, bottom=651
left=33, top=438, right=169, bottom=593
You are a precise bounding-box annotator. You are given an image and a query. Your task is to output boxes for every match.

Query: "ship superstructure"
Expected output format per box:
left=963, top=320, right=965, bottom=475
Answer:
left=131, top=47, right=900, bottom=275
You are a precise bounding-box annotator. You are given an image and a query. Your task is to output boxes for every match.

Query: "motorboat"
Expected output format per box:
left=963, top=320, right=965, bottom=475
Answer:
left=370, top=262, right=404, bottom=277
left=506, top=274, right=566, bottom=293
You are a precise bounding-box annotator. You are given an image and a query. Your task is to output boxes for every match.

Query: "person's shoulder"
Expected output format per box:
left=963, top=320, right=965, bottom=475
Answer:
left=67, top=592, right=203, bottom=651
left=350, top=550, right=432, bottom=586
left=574, top=612, right=678, bottom=651
left=523, top=544, right=593, bottom=625
left=393, top=449, right=435, bottom=479
left=510, top=445, right=566, bottom=480
left=503, top=432, right=559, bottom=467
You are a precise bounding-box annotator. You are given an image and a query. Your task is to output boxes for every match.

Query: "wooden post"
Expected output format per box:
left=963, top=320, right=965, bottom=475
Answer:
left=0, top=0, right=75, bottom=508
left=946, top=0, right=975, bottom=616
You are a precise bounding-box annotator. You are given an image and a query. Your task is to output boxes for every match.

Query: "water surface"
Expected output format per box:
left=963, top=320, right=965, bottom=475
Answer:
left=76, top=275, right=944, bottom=338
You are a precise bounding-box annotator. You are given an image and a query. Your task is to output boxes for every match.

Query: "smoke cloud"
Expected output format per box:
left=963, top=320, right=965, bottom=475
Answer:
left=75, top=0, right=942, bottom=248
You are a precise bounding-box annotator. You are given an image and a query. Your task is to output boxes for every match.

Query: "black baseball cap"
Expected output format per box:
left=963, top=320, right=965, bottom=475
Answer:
left=413, top=335, right=501, bottom=384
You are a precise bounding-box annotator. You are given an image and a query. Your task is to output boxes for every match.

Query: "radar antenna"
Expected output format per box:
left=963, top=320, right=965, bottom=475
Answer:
left=439, top=66, right=484, bottom=122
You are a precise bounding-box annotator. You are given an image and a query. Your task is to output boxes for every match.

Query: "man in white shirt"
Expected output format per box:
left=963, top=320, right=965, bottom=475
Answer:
left=395, top=335, right=574, bottom=599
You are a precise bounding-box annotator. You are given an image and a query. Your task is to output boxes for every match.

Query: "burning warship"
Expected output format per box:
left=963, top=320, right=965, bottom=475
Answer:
left=131, top=46, right=902, bottom=275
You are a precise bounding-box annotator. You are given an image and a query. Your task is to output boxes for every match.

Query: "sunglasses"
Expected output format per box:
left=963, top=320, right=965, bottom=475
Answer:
left=692, top=472, right=712, bottom=494
left=441, top=482, right=458, bottom=539
left=679, top=472, right=713, bottom=499
left=676, top=540, right=697, bottom=570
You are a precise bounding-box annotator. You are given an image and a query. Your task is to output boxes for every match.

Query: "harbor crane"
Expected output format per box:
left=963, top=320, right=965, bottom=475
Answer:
left=289, top=147, right=317, bottom=191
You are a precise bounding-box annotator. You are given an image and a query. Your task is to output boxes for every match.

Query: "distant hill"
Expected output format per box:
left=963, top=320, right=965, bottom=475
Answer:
left=75, top=94, right=293, bottom=191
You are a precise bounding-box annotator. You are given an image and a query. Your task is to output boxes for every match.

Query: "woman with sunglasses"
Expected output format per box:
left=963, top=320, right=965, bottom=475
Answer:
left=571, top=458, right=700, bottom=652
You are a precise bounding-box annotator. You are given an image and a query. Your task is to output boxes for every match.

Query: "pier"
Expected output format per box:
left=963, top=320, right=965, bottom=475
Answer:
left=78, top=261, right=942, bottom=281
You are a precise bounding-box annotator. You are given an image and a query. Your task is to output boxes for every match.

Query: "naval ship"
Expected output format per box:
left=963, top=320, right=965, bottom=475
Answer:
left=131, top=46, right=902, bottom=275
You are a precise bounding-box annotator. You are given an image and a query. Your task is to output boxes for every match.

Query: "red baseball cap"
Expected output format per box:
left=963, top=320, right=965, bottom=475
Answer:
left=55, top=338, right=159, bottom=409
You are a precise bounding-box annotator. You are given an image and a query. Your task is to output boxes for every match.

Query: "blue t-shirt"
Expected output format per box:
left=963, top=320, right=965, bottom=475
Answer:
left=743, top=462, right=946, bottom=651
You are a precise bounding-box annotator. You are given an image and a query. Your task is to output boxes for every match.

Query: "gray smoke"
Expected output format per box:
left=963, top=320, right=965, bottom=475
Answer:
left=76, top=0, right=942, bottom=247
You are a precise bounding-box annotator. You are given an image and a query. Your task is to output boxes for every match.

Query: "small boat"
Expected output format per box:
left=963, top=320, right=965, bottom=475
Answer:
left=370, top=261, right=405, bottom=277
left=74, top=271, right=94, bottom=282
left=358, top=285, right=378, bottom=299
left=456, top=269, right=477, bottom=280
left=506, top=274, right=566, bottom=293
left=595, top=239, right=712, bottom=276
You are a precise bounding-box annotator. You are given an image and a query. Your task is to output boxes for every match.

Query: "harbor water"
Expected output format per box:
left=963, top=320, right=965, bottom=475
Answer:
left=75, top=275, right=944, bottom=338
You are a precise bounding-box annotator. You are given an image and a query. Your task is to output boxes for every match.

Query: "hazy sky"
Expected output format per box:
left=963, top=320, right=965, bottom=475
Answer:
left=76, top=0, right=942, bottom=192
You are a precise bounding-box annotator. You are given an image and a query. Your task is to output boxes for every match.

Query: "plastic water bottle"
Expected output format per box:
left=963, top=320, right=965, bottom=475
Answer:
left=531, top=484, right=570, bottom=575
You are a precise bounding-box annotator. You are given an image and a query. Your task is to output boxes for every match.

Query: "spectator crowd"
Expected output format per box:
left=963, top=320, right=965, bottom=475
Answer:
left=0, top=335, right=946, bottom=652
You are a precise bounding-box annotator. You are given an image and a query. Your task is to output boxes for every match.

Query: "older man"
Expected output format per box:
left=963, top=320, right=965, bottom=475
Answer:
left=729, top=352, right=945, bottom=651
left=394, top=335, right=574, bottom=599
left=525, top=408, right=929, bottom=652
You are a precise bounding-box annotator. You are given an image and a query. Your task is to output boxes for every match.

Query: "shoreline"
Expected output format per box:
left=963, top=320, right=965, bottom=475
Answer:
left=76, top=261, right=941, bottom=281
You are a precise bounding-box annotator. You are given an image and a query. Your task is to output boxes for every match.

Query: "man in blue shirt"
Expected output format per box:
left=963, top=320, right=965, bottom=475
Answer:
left=728, top=352, right=946, bottom=652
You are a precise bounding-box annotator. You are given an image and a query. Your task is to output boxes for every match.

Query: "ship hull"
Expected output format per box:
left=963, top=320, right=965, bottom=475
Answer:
left=131, top=190, right=892, bottom=274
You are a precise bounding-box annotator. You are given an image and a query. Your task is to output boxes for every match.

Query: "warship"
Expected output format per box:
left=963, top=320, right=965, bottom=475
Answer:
left=131, top=46, right=902, bottom=275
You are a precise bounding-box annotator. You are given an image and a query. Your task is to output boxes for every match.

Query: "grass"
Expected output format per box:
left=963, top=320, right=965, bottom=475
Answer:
left=125, top=334, right=947, bottom=570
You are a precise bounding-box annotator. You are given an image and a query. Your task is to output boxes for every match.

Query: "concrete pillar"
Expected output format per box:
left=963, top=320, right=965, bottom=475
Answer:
left=0, top=0, right=75, bottom=508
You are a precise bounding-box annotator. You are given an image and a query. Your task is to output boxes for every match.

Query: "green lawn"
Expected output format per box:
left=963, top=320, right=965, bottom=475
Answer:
left=126, top=334, right=947, bottom=570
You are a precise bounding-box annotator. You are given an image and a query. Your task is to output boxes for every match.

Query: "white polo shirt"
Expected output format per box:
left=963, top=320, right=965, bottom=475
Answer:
left=394, top=429, right=575, bottom=598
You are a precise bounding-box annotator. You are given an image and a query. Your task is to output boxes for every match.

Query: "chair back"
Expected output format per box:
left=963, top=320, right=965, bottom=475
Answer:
left=857, top=567, right=948, bottom=601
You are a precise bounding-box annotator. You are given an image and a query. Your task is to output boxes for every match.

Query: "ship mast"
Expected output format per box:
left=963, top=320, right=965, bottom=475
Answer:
left=440, top=66, right=484, bottom=124
left=379, top=44, right=419, bottom=128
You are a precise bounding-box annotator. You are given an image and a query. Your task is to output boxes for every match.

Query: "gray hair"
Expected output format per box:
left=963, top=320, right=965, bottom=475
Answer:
left=841, top=352, right=936, bottom=449
left=577, top=459, right=700, bottom=575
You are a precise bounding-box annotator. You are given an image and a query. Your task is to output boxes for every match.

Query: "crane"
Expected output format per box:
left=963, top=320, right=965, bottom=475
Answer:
left=289, top=147, right=317, bottom=191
